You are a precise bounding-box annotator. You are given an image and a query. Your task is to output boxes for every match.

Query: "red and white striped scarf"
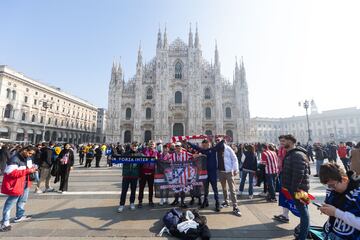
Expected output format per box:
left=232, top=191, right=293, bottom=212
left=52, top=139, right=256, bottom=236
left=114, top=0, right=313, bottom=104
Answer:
left=171, top=134, right=231, bottom=143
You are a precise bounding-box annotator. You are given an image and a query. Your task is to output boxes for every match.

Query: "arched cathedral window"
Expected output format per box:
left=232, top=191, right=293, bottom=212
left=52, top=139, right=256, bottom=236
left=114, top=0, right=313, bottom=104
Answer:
left=146, top=87, right=153, bottom=100
left=225, top=107, right=232, bottom=118
left=175, top=61, right=182, bottom=79
left=204, top=88, right=211, bottom=99
left=145, top=108, right=151, bottom=119
left=175, top=91, right=182, bottom=104
left=205, top=107, right=211, bottom=119
left=125, top=108, right=132, bottom=120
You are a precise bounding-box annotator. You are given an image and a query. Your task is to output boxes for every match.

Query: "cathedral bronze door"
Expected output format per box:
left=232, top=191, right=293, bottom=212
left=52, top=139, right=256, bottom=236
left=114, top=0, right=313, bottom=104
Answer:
left=144, top=130, right=152, bottom=143
left=173, top=123, right=184, bottom=136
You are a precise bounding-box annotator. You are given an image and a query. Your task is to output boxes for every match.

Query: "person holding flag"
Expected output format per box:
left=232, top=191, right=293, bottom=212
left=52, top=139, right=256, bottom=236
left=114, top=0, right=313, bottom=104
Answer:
left=282, top=134, right=311, bottom=240
left=169, top=142, right=193, bottom=208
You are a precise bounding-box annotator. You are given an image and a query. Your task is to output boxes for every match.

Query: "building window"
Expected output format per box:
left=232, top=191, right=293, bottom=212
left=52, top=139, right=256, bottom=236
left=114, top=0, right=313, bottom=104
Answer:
left=146, top=108, right=151, bottom=119
left=54, top=119, right=58, bottom=126
left=204, top=88, right=211, bottom=99
left=40, top=116, right=44, bottom=124
left=146, top=87, right=153, bottom=100
left=32, top=115, right=36, bottom=122
left=144, top=130, right=152, bottom=143
left=125, top=108, right=131, bottom=120
left=175, top=61, right=182, bottom=79
left=225, top=107, right=232, bottom=118
left=21, top=112, right=26, bottom=121
left=12, top=90, right=16, bottom=100
left=34, top=99, right=37, bottom=105
left=24, top=96, right=28, bottom=103
left=175, top=91, right=182, bottom=104
left=6, top=88, right=11, bottom=99
left=205, top=107, right=211, bottom=119
left=124, top=130, right=131, bottom=143
left=4, top=104, right=13, bottom=118
left=48, top=118, right=51, bottom=124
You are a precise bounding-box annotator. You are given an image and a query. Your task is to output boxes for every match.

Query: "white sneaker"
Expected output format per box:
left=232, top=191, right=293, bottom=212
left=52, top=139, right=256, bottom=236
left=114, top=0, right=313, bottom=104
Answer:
left=34, top=188, right=43, bottom=194
left=130, top=203, right=135, bottom=210
left=258, top=192, right=268, bottom=197
left=13, top=215, right=32, bottom=223
left=117, top=205, right=124, bottom=213
left=237, top=191, right=243, bottom=196
left=159, top=198, right=165, bottom=206
left=61, top=191, right=67, bottom=194
left=45, top=188, right=55, bottom=193
left=249, top=195, right=253, bottom=199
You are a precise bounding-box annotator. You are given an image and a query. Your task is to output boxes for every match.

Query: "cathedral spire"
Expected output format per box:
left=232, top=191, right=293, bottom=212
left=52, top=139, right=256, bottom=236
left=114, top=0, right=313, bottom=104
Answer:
left=137, top=42, right=142, bottom=67
left=240, top=56, right=247, bottom=89
left=111, top=59, right=118, bottom=84
left=156, top=27, right=162, bottom=49
left=214, top=40, right=219, bottom=67
left=188, top=23, right=193, bottom=48
left=163, top=26, right=168, bottom=48
left=234, top=56, right=240, bottom=82
left=194, top=23, right=200, bottom=48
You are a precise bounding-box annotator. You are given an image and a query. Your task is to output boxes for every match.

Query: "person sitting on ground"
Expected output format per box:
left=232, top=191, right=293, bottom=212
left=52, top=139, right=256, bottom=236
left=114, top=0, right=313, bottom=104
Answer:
left=319, top=163, right=360, bottom=239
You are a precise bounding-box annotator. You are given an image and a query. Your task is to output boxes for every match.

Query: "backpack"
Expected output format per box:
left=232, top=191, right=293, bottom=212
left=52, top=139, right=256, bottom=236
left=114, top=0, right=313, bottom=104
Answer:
left=86, top=150, right=94, bottom=158
left=163, top=208, right=183, bottom=229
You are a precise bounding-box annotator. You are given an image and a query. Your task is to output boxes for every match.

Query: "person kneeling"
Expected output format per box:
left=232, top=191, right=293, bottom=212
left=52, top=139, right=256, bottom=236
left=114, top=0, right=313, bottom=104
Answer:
left=319, top=163, right=360, bottom=239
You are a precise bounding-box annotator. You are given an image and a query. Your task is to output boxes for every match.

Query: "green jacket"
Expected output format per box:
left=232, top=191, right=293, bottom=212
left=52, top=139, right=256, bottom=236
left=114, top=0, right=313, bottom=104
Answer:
left=122, top=150, right=141, bottom=178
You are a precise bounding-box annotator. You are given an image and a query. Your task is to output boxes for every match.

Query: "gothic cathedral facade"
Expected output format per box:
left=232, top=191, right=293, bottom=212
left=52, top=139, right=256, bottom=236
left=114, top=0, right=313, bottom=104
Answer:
left=106, top=26, right=250, bottom=143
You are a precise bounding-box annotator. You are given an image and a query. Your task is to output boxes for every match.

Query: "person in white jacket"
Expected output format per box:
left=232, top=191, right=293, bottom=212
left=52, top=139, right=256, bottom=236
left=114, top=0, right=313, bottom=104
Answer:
left=216, top=138, right=241, bottom=217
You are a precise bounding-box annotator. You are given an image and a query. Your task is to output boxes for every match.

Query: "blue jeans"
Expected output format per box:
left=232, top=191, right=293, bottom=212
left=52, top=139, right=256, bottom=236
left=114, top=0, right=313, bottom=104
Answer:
left=265, top=174, right=277, bottom=199
left=340, top=158, right=350, bottom=172
left=2, top=186, right=29, bottom=225
left=316, top=159, right=324, bottom=175
left=294, top=199, right=310, bottom=240
left=239, top=171, right=254, bottom=196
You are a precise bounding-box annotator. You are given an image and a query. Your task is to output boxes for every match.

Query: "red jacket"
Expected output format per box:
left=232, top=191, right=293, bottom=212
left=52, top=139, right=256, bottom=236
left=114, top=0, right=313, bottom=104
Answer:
left=1, top=153, right=32, bottom=196
left=338, top=146, right=347, bottom=158
left=140, top=148, right=159, bottom=175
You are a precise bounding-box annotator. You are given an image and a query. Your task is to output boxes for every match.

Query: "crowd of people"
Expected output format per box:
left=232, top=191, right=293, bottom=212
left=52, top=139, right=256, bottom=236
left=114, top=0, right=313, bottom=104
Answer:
left=0, top=136, right=359, bottom=239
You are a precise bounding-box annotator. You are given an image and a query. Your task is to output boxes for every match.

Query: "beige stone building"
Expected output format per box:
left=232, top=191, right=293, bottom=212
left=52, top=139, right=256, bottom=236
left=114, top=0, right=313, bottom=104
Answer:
left=0, top=65, right=98, bottom=144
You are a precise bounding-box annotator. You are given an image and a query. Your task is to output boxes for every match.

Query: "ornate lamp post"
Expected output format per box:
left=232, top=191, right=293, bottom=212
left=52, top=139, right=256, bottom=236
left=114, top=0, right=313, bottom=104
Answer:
left=298, top=99, right=313, bottom=144
left=40, top=100, right=52, bottom=142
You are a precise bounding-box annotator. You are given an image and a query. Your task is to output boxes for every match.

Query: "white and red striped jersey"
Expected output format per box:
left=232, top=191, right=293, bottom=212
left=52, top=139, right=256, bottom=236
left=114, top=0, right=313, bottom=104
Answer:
left=169, top=150, right=193, bottom=163
left=261, top=150, right=279, bottom=174
left=169, top=150, right=194, bottom=185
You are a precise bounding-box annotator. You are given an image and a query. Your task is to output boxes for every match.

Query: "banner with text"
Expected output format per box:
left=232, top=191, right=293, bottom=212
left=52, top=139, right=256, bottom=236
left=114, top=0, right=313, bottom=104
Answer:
left=112, top=155, right=156, bottom=164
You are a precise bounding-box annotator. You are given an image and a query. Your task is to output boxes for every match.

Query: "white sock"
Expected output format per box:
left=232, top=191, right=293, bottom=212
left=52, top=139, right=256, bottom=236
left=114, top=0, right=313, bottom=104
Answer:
left=282, top=208, right=289, bottom=218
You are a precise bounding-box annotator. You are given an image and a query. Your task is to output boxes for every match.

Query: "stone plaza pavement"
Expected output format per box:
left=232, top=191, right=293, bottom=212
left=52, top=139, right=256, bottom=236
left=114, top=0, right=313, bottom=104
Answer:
left=0, top=159, right=328, bottom=240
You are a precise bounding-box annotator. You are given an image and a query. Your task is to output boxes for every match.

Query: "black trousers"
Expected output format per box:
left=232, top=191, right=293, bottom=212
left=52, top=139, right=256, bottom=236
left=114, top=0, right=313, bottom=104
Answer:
left=79, top=155, right=84, bottom=165
left=120, top=178, right=138, bottom=205
left=138, top=174, right=154, bottom=203
left=85, top=158, right=93, bottom=167
left=59, top=164, right=70, bottom=191
left=95, top=156, right=101, bottom=167
left=203, top=177, right=219, bottom=202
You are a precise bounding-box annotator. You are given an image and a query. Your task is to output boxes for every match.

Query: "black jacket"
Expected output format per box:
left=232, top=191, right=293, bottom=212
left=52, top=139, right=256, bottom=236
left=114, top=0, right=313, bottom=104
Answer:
left=282, top=146, right=310, bottom=194
left=39, top=147, right=54, bottom=168
left=242, top=151, right=258, bottom=172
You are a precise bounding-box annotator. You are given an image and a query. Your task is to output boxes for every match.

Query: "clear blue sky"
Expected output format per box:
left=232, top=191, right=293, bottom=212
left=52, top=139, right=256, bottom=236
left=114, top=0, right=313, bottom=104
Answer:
left=1, top=0, right=359, bottom=117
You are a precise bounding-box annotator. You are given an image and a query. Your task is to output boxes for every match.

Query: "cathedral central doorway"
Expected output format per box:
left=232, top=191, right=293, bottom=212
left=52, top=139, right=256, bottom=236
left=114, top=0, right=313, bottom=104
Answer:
left=144, top=130, right=152, bottom=143
left=173, top=123, right=184, bottom=136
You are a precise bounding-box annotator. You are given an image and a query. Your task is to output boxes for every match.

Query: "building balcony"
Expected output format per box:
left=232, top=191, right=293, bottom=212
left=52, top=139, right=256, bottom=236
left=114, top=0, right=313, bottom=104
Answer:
left=169, top=103, right=186, bottom=112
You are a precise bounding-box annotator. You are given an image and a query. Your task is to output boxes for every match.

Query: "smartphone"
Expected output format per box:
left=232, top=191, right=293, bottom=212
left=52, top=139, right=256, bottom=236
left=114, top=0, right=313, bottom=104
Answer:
left=312, top=202, right=323, bottom=208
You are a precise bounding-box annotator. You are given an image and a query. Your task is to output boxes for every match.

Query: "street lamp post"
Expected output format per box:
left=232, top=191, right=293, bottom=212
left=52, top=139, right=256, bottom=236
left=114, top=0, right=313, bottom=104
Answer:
left=298, top=99, right=313, bottom=144
left=40, top=100, right=50, bottom=142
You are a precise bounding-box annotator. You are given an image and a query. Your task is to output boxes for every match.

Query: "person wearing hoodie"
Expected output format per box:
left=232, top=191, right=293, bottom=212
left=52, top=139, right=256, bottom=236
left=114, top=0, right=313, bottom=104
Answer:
left=0, top=146, right=37, bottom=232
left=319, top=163, right=360, bottom=239
left=138, top=140, right=158, bottom=208
left=117, top=142, right=141, bottom=212
left=282, top=134, right=310, bottom=240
